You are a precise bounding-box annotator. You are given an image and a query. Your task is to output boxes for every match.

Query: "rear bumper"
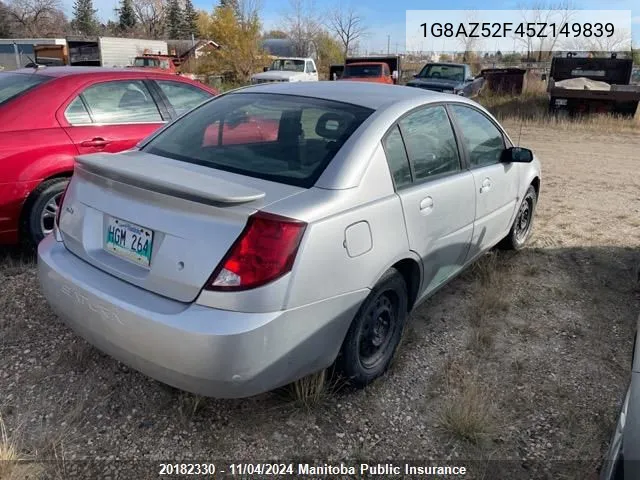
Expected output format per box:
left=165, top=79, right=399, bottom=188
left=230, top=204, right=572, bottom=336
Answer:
left=38, top=235, right=367, bottom=398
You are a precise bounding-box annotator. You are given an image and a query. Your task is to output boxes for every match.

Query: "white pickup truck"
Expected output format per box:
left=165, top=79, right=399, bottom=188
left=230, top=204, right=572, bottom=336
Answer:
left=251, top=57, right=319, bottom=84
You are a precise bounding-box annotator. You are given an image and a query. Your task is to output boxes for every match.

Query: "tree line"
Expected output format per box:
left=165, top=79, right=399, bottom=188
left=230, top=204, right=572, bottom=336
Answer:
left=0, top=0, right=368, bottom=83
left=0, top=0, right=200, bottom=39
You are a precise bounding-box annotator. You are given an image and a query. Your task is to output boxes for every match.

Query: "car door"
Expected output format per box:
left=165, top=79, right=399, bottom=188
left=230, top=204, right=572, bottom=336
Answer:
left=61, top=79, right=167, bottom=155
left=382, top=105, right=476, bottom=298
left=305, top=60, right=317, bottom=81
left=448, top=104, right=519, bottom=253
left=152, top=79, right=214, bottom=118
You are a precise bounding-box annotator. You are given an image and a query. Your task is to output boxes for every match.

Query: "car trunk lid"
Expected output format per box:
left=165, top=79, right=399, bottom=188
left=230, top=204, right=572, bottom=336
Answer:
left=59, top=151, right=304, bottom=303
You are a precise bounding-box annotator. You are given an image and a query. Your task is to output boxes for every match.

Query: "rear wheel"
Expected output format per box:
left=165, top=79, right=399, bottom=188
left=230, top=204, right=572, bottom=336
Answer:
left=337, top=268, right=408, bottom=387
left=23, top=178, right=69, bottom=247
left=498, top=185, right=537, bottom=250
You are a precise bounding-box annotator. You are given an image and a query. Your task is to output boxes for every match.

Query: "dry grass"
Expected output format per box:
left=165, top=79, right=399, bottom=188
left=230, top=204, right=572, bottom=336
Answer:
left=0, top=414, right=43, bottom=480
left=436, top=361, right=495, bottom=444
left=477, top=79, right=640, bottom=133
left=284, top=370, right=331, bottom=408
left=178, top=393, right=206, bottom=421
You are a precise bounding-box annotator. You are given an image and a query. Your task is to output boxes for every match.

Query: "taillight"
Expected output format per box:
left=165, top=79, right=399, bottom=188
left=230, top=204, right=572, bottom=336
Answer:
left=55, top=182, right=70, bottom=229
left=206, top=211, right=307, bottom=291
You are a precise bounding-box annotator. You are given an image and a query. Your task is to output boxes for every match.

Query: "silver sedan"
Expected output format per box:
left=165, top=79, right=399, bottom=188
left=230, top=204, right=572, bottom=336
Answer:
left=37, top=82, right=541, bottom=398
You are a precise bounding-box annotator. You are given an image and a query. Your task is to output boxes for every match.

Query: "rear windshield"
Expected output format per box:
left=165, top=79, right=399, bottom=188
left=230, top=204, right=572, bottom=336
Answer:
left=144, top=93, right=374, bottom=188
left=343, top=64, right=383, bottom=78
left=0, top=73, right=50, bottom=105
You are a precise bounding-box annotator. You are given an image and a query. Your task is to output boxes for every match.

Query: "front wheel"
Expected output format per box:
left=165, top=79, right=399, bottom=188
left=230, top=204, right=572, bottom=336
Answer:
left=337, top=268, right=408, bottom=387
left=498, top=185, right=537, bottom=250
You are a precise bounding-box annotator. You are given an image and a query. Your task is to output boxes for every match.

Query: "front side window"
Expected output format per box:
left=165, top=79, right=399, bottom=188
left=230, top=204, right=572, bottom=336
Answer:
left=398, top=105, right=461, bottom=181
left=449, top=105, right=505, bottom=168
left=79, top=80, right=162, bottom=124
left=144, top=93, right=373, bottom=188
left=156, top=80, right=212, bottom=116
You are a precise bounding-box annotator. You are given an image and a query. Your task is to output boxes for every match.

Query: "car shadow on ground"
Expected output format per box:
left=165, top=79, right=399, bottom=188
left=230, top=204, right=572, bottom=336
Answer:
left=0, top=243, right=638, bottom=480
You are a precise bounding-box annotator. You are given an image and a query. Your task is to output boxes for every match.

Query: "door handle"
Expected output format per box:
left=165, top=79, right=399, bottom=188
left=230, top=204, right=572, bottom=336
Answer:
left=480, top=177, right=492, bottom=193
left=80, top=137, right=110, bottom=148
left=419, top=196, right=434, bottom=212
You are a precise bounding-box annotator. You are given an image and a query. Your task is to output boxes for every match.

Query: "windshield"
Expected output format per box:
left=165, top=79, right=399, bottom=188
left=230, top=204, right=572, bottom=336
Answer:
left=417, top=64, right=465, bottom=82
left=0, top=73, right=50, bottom=105
left=270, top=59, right=305, bottom=72
left=343, top=64, right=383, bottom=78
left=143, top=93, right=373, bottom=188
left=133, top=57, right=170, bottom=69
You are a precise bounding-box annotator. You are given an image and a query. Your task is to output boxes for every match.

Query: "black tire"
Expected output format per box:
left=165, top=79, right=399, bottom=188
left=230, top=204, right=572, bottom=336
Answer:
left=337, top=268, right=408, bottom=387
left=498, top=185, right=537, bottom=251
left=22, top=178, right=69, bottom=247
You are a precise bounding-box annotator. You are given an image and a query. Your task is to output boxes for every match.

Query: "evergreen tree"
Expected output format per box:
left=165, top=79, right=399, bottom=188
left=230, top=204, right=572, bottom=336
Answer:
left=165, top=0, right=183, bottom=39
left=72, top=0, right=98, bottom=35
left=182, top=0, right=199, bottom=39
left=118, top=0, right=136, bottom=31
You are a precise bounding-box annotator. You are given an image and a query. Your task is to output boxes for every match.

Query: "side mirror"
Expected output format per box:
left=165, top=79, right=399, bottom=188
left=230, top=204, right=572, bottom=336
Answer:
left=413, top=73, right=418, bottom=78
left=263, top=66, right=269, bottom=72
left=502, top=146, right=534, bottom=163
left=392, top=70, right=398, bottom=80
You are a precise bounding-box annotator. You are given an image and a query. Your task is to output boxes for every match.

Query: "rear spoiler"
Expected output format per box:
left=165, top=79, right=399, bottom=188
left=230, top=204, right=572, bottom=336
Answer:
left=75, top=153, right=265, bottom=206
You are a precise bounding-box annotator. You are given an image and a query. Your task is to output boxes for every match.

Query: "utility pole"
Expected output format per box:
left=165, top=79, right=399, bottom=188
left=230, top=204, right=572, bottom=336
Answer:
left=387, top=35, right=390, bottom=55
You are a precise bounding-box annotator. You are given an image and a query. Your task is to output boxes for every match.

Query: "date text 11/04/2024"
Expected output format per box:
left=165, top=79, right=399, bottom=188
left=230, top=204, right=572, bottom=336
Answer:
left=420, top=22, right=615, bottom=38
left=158, top=463, right=469, bottom=476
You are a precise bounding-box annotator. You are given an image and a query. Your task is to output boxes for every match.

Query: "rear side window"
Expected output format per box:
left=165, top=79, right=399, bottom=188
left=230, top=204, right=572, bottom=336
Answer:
left=0, top=73, right=50, bottom=105
left=144, top=93, right=373, bottom=188
left=398, top=105, right=461, bottom=181
left=77, top=80, right=162, bottom=124
left=65, top=97, right=92, bottom=124
left=382, top=125, right=412, bottom=189
left=156, top=80, right=212, bottom=117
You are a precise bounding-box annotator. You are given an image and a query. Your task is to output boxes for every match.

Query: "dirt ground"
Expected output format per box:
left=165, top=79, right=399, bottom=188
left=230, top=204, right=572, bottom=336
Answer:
left=1, top=123, right=639, bottom=479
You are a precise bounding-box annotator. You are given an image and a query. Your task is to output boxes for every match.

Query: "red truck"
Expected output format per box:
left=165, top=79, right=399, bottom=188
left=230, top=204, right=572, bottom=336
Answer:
left=130, top=53, right=181, bottom=74
left=332, top=56, right=401, bottom=84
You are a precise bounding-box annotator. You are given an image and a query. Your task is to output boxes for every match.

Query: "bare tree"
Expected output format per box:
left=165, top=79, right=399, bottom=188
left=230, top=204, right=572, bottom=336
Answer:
left=282, top=0, right=322, bottom=57
left=565, top=28, right=632, bottom=54
left=236, top=0, right=262, bottom=26
left=131, top=0, right=165, bottom=38
left=329, top=4, right=366, bottom=58
left=6, top=0, right=67, bottom=36
left=515, top=0, right=575, bottom=61
left=458, top=11, right=481, bottom=62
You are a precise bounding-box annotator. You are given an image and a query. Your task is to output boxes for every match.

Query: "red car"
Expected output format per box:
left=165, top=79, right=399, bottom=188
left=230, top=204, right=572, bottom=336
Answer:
left=0, top=67, right=217, bottom=246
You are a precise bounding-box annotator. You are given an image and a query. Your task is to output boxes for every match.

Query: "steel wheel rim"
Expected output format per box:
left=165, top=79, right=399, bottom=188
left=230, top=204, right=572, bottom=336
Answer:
left=40, top=192, right=63, bottom=236
left=359, top=293, right=397, bottom=369
left=515, top=197, right=533, bottom=243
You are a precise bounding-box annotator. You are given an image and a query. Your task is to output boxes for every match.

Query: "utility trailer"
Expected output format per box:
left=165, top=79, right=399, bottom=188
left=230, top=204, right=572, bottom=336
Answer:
left=548, top=56, right=640, bottom=116
left=66, top=36, right=168, bottom=68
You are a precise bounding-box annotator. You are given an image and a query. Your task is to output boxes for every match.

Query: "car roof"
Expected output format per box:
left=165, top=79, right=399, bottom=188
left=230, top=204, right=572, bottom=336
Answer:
left=235, top=82, right=445, bottom=110
left=345, top=62, right=386, bottom=66
left=9, top=66, right=178, bottom=78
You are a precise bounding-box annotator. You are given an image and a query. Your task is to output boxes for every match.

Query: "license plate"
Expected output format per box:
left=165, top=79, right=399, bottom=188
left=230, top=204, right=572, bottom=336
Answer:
left=104, top=215, right=154, bottom=267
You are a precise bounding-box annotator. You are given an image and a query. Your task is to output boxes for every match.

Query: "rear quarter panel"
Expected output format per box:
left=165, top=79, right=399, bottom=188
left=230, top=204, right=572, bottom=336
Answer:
left=273, top=143, right=415, bottom=309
